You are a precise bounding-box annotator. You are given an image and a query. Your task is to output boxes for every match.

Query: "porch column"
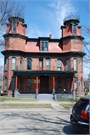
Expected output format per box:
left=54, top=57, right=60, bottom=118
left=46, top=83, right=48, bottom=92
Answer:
left=36, top=76, right=38, bottom=95
left=15, top=75, right=18, bottom=90
left=15, top=75, right=18, bottom=98
left=53, top=76, right=55, bottom=94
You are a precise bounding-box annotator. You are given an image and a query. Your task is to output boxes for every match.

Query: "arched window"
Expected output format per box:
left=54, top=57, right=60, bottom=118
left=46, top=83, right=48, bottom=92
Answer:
left=4, top=77, right=7, bottom=91
left=12, top=21, right=16, bottom=32
left=57, top=59, right=62, bottom=71
left=66, top=78, right=70, bottom=91
left=20, top=58, right=23, bottom=70
left=5, top=57, right=8, bottom=71
left=57, top=78, right=62, bottom=91
left=26, top=78, right=31, bottom=91
left=81, top=78, right=83, bottom=92
left=11, top=57, right=16, bottom=70
left=80, top=58, right=83, bottom=72
left=73, top=24, right=76, bottom=34
left=66, top=58, right=69, bottom=71
left=27, top=58, right=32, bottom=70
left=73, top=58, right=77, bottom=71
left=45, top=58, right=50, bottom=70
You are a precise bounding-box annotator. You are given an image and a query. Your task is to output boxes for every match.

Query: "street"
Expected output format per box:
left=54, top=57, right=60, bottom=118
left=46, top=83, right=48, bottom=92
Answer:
left=0, top=109, right=80, bottom=135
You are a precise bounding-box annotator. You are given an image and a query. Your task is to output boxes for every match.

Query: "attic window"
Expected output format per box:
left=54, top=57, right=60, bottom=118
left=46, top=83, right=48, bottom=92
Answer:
left=12, top=22, right=16, bottom=32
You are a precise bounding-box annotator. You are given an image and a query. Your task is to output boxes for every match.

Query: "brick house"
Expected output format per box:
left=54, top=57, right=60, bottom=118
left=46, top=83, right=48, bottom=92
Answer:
left=1, top=15, right=85, bottom=96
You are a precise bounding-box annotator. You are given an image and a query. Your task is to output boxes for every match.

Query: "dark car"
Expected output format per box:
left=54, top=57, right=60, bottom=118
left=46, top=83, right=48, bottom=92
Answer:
left=70, top=97, right=90, bottom=134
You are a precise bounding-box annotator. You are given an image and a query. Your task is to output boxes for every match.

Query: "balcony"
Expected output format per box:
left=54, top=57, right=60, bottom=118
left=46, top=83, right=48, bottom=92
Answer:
left=13, top=66, right=77, bottom=76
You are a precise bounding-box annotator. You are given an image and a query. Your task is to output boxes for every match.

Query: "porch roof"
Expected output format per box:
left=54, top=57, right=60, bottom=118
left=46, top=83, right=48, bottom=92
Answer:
left=13, top=70, right=77, bottom=76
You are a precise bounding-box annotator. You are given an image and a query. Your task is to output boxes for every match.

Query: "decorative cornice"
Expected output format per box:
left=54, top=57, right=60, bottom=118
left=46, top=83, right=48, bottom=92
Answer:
left=1, top=50, right=86, bottom=57
left=3, top=33, right=28, bottom=40
left=61, top=35, right=84, bottom=41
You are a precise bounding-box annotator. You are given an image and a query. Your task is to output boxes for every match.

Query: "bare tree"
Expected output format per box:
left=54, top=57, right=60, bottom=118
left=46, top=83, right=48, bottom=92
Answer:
left=82, top=5, right=90, bottom=64
left=0, top=0, right=26, bottom=46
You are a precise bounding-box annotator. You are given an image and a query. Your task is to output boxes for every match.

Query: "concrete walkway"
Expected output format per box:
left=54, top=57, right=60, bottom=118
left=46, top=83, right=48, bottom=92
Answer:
left=0, top=100, right=76, bottom=110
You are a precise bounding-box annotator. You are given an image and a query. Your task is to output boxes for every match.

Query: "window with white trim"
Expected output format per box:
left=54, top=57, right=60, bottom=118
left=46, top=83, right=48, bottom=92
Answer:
left=4, top=77, right=7, bottom=91
left=20, top=58, right=23, bottom=70
left=66, top=59, right=69, bottom=71
left=41, top=41, right=48, bottom=51
left=57, top=59, right=62, bottom=71
left=11, top=57, right=16, bottom=70
left=73, top=58, right=77, bottom=71
left=45, top=58, right=50, bottom=70
left=5, top=57, right=8, bottom=71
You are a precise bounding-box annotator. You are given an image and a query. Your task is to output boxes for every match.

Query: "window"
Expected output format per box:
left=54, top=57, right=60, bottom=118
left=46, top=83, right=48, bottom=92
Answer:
left=46, top=58, right=50, bottom=70
left=26, top=78, right=31, bottom=91
left=19, top=78, right=22, bottom=91
left=80, top=59, right=83, bottom=72
left=27, top=58, right=32, bottom=70
left=5, top=57, right=8, bottom=71
left=74, top=77, right=78, bottom=91
left=57, top=79, right=62, bottom=90
left=66, top=59, right=69, bottom=71
left=12, top=22, right=16, bottom=32
left=41, top=41, right=48, bottom=51
left=57, top=59, right=62, bottom=71
left=73, top=58, right=77, bottom=71
left=11, top=77, right=15, bottom=90
left=4, top=77, right=7, bottom=91
left=20, top=58, right=23, bottom=70
left=73, top=24, right=76, bottom=34
left=81, top=78, right=83, bottom=92
left=11, top=57, right=16, bottom=70
left=66, top=78, right=70, bottom=91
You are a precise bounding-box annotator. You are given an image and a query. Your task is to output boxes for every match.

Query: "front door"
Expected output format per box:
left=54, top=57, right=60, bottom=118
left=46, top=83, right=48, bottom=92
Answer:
left=40, top=76, right=49, bottom=93
left=26, top=78, right=31, bottom=91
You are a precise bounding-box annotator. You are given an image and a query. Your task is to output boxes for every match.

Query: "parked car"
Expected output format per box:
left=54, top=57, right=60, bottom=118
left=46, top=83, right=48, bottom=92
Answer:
left=70, top=97, right=90, bottom=134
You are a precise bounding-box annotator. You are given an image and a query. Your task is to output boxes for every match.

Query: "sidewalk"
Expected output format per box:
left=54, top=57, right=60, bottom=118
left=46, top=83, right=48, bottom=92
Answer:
left=0, top=100, right=76, bottom=110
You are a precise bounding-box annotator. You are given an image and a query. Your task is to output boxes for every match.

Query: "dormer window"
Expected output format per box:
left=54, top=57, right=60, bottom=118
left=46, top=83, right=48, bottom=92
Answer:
left=73, top=24, right=76, bottom=34
left=12, top=21, right=16, bottom=32
left=41, top=41, right=48, bottom=51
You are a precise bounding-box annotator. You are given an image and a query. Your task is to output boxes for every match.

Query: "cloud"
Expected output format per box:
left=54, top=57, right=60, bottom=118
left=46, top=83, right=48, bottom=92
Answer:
left=27, top=0, right=78, bottom=38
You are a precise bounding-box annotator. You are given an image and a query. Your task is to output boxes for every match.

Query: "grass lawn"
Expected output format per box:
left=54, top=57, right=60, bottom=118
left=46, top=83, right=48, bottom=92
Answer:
left=0, top=103, right=52, bottom=108
left=0, top=96, right=38, bottom=101
left=60, top=104, right=74, bottom=109
left=56, top=98, right=78, bottom=102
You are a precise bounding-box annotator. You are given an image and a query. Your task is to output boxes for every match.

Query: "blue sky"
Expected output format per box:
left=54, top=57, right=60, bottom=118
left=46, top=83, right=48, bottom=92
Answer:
left=24, top=0, right=90, bottom=79
left=0, top=0, right=90, bottom=79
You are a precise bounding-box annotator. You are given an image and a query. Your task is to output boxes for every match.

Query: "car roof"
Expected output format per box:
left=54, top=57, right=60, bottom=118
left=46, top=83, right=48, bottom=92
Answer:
left=80, top=97, right=90, bottom=101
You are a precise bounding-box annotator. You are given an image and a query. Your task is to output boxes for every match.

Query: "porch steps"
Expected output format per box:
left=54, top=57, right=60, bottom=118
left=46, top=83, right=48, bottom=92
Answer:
left=37, top=94, right=53, bottom=100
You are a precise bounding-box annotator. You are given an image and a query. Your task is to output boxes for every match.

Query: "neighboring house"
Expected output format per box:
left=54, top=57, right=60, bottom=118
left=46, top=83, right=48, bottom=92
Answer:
left=1, top=15, right=85, bottom=95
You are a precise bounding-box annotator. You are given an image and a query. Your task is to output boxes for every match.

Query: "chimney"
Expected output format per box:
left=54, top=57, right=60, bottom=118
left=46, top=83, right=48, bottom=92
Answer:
left=49, top=34, right=52, bottom=39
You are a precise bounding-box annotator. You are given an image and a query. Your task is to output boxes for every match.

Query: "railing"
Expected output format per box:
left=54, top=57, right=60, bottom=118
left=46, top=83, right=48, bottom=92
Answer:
left=63, top=14, right=80, bottom=23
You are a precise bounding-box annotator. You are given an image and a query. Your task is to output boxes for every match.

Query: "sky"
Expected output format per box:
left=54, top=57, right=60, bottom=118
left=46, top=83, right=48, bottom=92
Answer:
left=0, top=0, right=90, bottom=79
left=24, top=0, right=90, bottom=80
